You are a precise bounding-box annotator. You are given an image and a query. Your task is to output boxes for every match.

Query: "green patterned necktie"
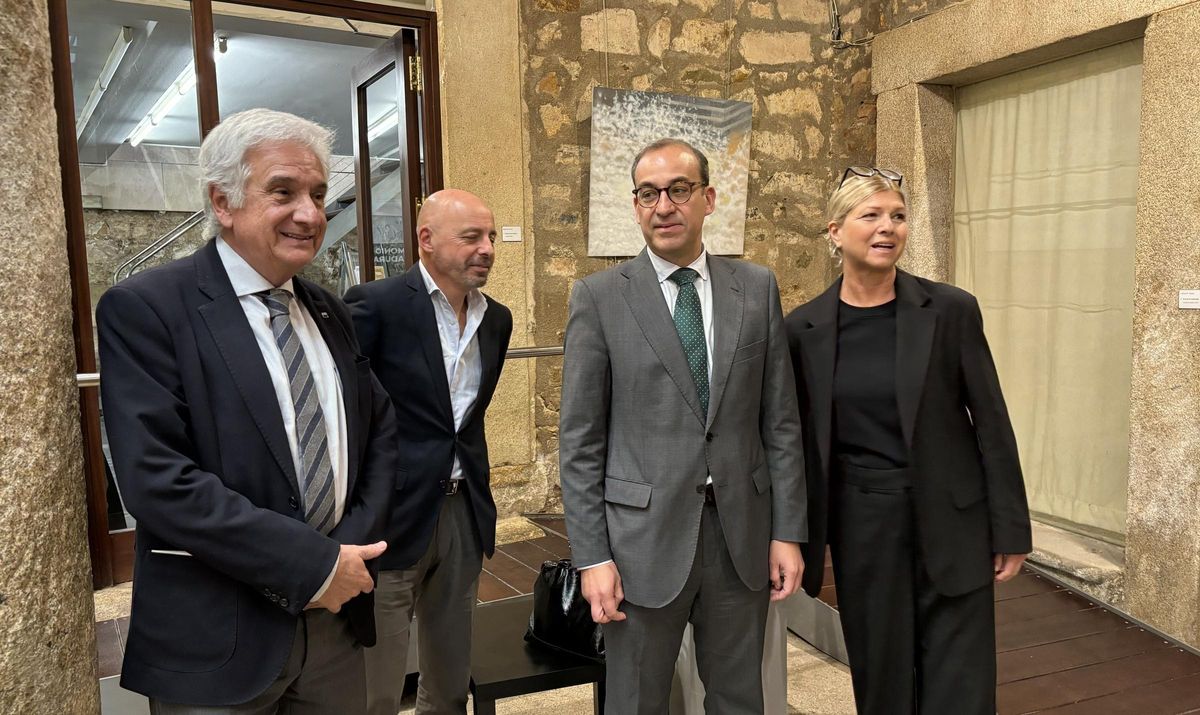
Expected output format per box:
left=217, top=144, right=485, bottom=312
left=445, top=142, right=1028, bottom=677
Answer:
left=668, top=267, right=709, bottom=419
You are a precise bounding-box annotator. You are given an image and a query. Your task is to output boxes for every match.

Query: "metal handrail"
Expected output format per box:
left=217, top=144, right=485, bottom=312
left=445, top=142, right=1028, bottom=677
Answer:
left=112, top=210, right=206, bottom=284
left=75, top=345, right=565, bottom=389
left=506, top=345, right=564, bottom=359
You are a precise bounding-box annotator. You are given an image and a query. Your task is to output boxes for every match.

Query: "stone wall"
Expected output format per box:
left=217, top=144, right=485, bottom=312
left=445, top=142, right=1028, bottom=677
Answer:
left=436, top=0, right=544, bottom=518
left=0, top=1, right=100, bottom=711
left=84, top=209, right=207, bottom=316
left=1123, top=1, right=1200, bottom=648
left=519, top=0, right=877, bottom=509
left=879, top=0, right=959, bottom=30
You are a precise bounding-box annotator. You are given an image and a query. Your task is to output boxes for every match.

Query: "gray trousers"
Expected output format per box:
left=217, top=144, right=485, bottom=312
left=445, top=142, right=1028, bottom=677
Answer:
left=365, top=493, right=483, bottom=715
left=148, top=609, right=365, bottom=714
left=604, top=502, right=770, bottom=715
left=670, top=601, right=789, bottom=714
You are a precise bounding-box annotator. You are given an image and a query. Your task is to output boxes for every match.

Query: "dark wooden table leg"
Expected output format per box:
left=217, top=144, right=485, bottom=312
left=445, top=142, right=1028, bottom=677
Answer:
left=473, top=696, right=497, bottom=715
left=593, top=680, right=605, bottom=715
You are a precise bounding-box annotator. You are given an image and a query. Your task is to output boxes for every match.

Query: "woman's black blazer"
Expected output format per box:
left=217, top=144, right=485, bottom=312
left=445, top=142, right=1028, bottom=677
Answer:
left=785, top=270, right=1032, bottom=598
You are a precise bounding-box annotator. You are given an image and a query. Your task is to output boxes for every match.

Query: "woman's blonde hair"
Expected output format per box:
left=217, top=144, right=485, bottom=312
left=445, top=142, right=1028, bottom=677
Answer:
left=825, top=172, right=908, bottom=263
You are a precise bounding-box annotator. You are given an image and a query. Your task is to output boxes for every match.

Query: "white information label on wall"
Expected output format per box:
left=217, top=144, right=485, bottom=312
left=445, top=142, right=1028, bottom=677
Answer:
left=1180, top=290, right=1200, bottom=310
left=502, top=226, right=522, bottom=242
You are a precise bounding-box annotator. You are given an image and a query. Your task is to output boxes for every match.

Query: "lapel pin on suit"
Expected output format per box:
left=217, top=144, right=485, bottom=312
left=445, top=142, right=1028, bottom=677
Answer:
left=320, top=311, right=330, bottom=319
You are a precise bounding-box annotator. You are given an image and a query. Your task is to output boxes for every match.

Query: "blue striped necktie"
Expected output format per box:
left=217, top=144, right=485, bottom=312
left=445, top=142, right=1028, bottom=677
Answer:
left=258, top=289, right=336, bottom=534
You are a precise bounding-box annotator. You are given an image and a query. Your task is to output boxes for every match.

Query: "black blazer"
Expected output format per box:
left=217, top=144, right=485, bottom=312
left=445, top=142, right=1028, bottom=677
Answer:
left=97, top=240, right=398, bottom=706
left=785, top=270, right=1031, bottom=598
left=345, top=265, right=513, bottom=571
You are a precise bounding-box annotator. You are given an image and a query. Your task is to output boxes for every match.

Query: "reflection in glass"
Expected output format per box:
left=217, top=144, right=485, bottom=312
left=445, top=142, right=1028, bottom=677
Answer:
left=69, top=0, right=210, bottom=531
left=364, top=65, right=408, bottom=279
left=211, top=2, right=390, bottom=294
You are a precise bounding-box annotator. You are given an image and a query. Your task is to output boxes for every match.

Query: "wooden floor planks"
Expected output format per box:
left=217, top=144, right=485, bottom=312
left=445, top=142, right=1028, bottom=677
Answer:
left=93, top=514, right=1200, bottom=712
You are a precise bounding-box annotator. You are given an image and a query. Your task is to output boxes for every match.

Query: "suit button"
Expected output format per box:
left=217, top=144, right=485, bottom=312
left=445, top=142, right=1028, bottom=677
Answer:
left=705, top=432, right=714, bottom=442
left=289, top=496, right=299, bottom=510
left=279, top=598, right=289, bottom=608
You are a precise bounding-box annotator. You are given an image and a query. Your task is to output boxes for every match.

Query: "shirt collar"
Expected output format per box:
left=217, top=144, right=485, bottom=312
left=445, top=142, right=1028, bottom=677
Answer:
left=215, top=236, right=295, bottom=298
left=417, top=259, right=489, bottom=315
left=648, top=246, right=709, bottom=285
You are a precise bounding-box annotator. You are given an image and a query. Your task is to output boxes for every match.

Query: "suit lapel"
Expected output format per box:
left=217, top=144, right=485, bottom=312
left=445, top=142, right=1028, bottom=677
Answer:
left=895, top=270, right=936, bottom=451
left=294, top=279, right=361, bottom=494
left=406, top=266, right=455, bottom=426
left=194, top=241, right=299, bottom=495
left=800, top=279, right=840, bottom=478
left=705, top=256, right=743, bottom=429
left=621, top=251, right=705, bottom=426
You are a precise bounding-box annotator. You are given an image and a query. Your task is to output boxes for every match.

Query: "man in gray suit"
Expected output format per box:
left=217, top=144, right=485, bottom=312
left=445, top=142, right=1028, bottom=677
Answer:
left=560, top=138, right=807, bottom=714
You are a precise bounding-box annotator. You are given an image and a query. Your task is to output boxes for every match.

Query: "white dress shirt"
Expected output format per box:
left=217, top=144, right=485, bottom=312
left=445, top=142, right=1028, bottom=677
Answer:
left=582, top=246, right=716, bottom=571
left=418, top=260, right=488, bottom=480
left=216, top=237, right=347, bottom=599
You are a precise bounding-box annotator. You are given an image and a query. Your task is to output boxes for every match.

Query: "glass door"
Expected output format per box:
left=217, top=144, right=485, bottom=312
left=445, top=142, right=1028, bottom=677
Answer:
left=51, top=0, right=443, bottom=587
left=351, top=28, right=434, bottom=283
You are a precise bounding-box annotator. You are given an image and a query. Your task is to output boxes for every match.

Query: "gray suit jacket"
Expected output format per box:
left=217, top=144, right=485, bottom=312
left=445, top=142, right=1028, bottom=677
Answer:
left=559, top=249, right=807, bottom=608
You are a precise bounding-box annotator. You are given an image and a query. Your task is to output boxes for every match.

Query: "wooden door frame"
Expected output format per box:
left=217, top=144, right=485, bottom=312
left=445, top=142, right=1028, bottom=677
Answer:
left=48, top=0, right=443, bottom=588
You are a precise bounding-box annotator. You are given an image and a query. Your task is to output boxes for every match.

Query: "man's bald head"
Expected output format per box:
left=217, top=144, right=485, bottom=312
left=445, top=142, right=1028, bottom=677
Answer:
left=417, top=189, right=490, bottom=237
left=416, top=189, right=497, bottom=303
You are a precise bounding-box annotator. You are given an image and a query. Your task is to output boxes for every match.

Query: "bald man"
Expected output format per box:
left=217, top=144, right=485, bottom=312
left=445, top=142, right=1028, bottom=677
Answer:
left=345, top=190, right=513, bottom=715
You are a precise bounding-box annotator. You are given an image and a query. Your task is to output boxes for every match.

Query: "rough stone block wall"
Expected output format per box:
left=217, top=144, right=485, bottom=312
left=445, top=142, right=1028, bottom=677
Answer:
left=84, top=209, right=207, bottom=317
left=880, top=0, right=961, bottom=30
left=521, top=0, right=878, bottom=510
left=1, top=1, right=100, bottom=711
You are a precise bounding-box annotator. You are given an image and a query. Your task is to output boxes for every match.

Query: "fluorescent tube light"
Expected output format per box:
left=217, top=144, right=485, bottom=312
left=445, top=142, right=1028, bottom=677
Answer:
left=366, top=107, right=399, bottom=144
left=77, top=26, right=134, bottom=138
left=128, top=35, right=227, bottom=148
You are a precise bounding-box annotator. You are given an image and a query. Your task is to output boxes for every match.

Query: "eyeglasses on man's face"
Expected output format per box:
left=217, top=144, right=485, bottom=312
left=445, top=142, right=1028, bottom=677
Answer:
left=632, top=180, right=705, bottom=208
left=839, top=166, right=903, bottom=188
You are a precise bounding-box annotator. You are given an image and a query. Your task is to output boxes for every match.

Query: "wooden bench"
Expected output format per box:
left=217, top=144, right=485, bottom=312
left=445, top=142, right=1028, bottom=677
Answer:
left=470, top=594, right=605, bottom=715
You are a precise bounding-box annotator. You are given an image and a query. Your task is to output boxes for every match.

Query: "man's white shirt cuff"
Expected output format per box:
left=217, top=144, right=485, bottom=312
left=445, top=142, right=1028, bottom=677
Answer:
left=310, top=554, right=340, bottom=603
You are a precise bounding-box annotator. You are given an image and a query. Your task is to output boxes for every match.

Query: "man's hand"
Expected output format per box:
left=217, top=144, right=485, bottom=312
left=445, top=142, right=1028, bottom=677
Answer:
left=308, top=541, right=388, bottom=613
left=580, top=562, right=627, bottom=624
left=993, top=553, right=1027, bottom=583
left=768, top=540, right=804, bottom=602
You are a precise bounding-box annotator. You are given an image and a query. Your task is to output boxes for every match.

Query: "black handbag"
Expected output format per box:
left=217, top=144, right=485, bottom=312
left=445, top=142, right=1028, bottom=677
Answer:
left=524, top=558, right=605, bottom=662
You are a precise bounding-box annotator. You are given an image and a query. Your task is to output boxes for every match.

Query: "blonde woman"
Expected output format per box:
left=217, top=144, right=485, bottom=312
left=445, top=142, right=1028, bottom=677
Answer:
left=784, top=168, right=1032, bottom=713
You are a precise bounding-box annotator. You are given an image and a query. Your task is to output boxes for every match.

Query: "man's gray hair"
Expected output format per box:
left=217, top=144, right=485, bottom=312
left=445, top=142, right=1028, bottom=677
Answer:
left=199, top=108, right=334, bottom=236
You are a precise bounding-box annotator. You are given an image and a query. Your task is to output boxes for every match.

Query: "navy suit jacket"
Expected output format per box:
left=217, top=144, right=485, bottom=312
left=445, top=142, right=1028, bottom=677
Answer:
left=345, top=265, right=512, bottom=571
left=97, top=239, right=398, bottom=705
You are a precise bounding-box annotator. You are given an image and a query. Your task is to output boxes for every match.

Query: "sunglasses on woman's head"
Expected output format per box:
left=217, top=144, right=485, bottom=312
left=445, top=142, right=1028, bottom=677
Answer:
left=839, top=166, right=903, bottom=188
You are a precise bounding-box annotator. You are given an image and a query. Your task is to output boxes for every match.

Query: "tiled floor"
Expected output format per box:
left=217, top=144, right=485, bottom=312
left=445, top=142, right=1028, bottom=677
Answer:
left=95, top=514, right=1200, bottom=713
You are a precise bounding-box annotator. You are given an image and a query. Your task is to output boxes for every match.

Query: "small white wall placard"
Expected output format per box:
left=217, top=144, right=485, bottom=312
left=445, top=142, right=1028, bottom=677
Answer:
left=501, top=226, right=522, bottom=242
left=1180, top=290, right=1200, bottom=309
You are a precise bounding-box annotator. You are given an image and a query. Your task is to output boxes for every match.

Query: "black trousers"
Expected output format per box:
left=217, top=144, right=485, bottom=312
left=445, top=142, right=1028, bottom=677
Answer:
left=830, top=461, right=996, bottom=715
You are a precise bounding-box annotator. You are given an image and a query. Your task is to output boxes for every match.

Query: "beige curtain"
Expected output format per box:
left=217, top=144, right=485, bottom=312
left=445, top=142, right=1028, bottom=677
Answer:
left=952, top=40, right=1142, bottom=539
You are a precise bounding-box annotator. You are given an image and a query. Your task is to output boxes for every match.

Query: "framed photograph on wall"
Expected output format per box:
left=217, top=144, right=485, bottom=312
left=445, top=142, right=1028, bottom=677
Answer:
left=587, top=87, right=752, bottom=257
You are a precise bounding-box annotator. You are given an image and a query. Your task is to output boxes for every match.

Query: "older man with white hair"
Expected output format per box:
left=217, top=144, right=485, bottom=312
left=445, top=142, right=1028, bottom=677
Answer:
left=98, top=108, right=399, bottom=713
